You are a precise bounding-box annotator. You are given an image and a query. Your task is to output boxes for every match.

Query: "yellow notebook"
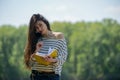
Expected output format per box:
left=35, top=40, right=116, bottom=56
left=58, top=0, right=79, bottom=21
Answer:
left=33, top=48, right=58, bottom=66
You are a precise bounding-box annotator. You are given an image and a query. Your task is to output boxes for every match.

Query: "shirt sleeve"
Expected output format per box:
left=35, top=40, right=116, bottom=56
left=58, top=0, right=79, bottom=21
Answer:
left=54, top=38, right=68, bottom=66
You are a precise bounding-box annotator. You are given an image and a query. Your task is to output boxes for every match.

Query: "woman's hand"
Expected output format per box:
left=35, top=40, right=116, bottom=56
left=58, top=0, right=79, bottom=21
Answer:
left=44, top=55, right=57, bottom=63
left=31, top=41, right=43, bottom=60
left=35, top=41, right=43, bottom=52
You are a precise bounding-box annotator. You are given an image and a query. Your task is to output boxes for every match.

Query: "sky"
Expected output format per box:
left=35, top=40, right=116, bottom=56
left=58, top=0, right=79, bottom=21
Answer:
left=0, top=0, right=120, bottom=26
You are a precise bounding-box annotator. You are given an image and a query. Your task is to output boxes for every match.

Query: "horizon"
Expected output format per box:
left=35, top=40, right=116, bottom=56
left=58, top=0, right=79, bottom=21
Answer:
left=0, top=18, right=119, bottom=27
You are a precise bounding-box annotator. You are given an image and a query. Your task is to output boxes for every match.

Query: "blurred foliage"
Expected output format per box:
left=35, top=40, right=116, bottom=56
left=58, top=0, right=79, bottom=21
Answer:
left=0, top=19, right=120, bottom=80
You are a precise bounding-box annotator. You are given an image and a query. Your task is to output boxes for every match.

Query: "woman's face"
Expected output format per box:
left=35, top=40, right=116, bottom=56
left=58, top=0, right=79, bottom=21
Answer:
left=35, top=21, right=48, bottom=36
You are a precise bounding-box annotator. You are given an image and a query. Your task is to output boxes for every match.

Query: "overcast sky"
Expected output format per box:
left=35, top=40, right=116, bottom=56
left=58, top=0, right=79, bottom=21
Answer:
left=0, top=0, right=120, bottom=26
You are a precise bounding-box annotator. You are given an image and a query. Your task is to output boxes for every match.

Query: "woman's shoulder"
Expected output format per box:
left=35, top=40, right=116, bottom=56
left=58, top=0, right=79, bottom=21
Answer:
left=52, top=32, right=64, bottom=39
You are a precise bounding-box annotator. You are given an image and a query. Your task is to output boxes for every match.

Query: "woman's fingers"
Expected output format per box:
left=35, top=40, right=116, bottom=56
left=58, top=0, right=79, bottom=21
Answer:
left=36, top=41, right=43, bottom=51
left=44, top=55, right=52, bottom=61
left=37, top=42, right=43, bottom=47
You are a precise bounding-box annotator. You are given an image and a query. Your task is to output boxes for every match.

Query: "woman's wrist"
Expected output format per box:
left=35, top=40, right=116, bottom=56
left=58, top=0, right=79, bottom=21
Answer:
left=34, top=49, right=39, bottom=53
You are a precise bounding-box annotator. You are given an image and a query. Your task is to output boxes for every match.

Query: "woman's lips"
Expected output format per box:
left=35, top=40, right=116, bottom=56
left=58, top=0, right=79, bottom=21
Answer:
left=40, top=31, right=43, bottom=35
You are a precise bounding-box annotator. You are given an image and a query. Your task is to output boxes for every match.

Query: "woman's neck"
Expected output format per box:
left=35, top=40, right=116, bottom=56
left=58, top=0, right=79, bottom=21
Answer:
left=43, top=31, right=55, bottom=39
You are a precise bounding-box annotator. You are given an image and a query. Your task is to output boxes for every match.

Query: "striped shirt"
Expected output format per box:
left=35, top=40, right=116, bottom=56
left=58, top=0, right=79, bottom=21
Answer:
left=30, top=37, right=68, bottom=75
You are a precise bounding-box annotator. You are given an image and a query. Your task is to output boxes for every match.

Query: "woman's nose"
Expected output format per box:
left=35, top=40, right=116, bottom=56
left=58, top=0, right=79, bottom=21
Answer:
left=37, top=27, right=42, bottom=32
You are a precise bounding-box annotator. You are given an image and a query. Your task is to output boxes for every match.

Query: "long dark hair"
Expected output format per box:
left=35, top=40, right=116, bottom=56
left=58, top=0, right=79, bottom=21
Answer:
left=24, top=14, right=51, bottom=69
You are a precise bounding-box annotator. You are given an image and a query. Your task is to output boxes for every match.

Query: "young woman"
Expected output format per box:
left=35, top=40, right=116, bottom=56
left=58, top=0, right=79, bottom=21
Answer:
left=24, top=14, right=68, bottom=80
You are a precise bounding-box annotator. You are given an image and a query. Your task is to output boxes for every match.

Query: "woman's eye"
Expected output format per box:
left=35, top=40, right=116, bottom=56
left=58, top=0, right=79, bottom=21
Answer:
left=35, top=27, right=38, bottom=29
left=39, top=24, right=42, bottom=27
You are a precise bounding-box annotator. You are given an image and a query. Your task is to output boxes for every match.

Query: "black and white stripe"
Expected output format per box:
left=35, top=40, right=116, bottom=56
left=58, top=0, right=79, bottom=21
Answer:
left=30, top=38, right=68, bottom=75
